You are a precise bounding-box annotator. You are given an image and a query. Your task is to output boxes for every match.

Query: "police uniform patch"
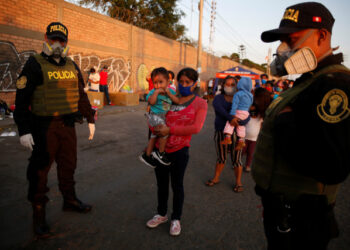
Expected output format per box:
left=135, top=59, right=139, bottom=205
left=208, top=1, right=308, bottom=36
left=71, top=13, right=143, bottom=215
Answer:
left=317, top=89, right=350, bottom=123
left=16, top=76, right=27, bottom=89
left=267, top=96, right=283, bottom=111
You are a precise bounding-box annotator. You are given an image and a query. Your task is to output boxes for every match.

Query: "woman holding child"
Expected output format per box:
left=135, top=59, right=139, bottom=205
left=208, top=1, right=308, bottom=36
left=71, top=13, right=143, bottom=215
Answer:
left=145, top=67, right=207, bottom=236
left=206, top=76, right=250, bottom=192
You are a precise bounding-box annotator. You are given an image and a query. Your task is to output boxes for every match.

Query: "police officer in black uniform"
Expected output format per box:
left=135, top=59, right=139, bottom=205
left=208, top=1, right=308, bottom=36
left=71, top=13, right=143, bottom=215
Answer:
left=252, top=2, right=350, bottom=250
left=14, top=22, right=96, bottom=238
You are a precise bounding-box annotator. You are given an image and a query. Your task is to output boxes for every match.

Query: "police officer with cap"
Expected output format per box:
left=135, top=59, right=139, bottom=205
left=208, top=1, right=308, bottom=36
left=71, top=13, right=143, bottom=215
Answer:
left=14, top=22, right=96, bottom=238
left=252, top=2, right=350, bottom=249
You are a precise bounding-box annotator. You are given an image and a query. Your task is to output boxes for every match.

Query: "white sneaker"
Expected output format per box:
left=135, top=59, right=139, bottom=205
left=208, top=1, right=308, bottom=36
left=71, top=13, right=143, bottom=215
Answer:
left=0, top=132, right=9, bottom=137
left=8, top=131, right=16, bottom=136
left=146, top=214, right=168, bottom=228
left=170, top=220, right=181, bottom=236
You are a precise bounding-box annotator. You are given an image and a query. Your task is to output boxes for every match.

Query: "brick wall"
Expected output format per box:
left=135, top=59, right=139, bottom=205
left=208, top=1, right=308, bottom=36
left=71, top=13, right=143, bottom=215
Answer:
left=0, top=0, right=263, bottom=105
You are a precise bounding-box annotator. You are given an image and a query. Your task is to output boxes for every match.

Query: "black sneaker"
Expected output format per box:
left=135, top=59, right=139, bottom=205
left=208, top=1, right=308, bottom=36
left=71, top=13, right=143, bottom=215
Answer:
left=139, top=152, right=157, bottom=168
left=152, top=151, right=171, bottom=166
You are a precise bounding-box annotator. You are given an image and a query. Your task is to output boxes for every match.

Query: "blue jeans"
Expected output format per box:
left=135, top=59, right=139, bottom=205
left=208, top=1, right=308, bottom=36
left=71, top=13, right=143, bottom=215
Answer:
left=99, top=85, right=110, bottom=104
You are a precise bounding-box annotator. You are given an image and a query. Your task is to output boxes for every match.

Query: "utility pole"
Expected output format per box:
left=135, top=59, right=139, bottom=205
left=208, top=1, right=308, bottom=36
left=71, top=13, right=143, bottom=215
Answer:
left=239, top=45, right=246, bottom=63
left=267, top=48, right=272, bottom=78
left=197, top=0, right=203, bottom=76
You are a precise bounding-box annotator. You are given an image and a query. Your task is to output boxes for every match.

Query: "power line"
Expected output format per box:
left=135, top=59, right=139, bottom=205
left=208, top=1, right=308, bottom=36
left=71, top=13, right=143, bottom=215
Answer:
left=216, top=13, right=265, bottom=58
left=179, top=1, right=247, bottom=56
left=203, top=0, right=266, bottom=59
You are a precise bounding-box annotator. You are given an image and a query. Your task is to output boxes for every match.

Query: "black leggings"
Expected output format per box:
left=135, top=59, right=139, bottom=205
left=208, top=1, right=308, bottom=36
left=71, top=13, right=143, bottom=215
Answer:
left=214, top=130, right=243, bottom=167
left=154, top=147, right=189, bottom=220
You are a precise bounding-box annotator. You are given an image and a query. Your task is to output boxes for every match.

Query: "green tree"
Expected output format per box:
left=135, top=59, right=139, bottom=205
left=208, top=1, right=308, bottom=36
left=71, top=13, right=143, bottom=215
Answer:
left=79, top=0, right=185, bottom=40
left=229, top=53, right=240, bottom=62
left=241, top=58, right=267, bottom=73
left=178, top=37, right=197, bottom=47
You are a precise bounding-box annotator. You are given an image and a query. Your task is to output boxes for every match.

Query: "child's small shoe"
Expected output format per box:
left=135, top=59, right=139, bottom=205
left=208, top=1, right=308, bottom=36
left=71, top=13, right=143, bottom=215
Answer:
left=220, top=136, right=232, bottom=145
left=152, top=150, right=171, bottom=166
left=139, top=152, right=157, bottom=168
left=234, top=140, right=246, bottom=151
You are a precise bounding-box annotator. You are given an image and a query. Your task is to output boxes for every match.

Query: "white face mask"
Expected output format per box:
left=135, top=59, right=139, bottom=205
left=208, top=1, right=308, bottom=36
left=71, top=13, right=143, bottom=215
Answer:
left=270, top=30, right=318, bottom=76
left=43, top=42, right=69, bottom=58
left=224, top=86, right=235, bottom=96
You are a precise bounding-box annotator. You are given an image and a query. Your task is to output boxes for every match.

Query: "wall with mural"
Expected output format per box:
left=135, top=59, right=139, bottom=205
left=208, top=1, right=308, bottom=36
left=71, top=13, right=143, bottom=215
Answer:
left=0, top=0, right=263, bottom=105
left=68, top=54, right=131, bottom=92
left=0, top=41, right=35, bottom=91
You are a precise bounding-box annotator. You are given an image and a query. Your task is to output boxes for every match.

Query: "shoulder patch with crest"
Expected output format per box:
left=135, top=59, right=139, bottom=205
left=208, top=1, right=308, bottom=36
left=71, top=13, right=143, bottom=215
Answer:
left=267, top=96, right=283, bottom=111
left=16, top=76, right=27, bottom=89
left=317, top=89, right=350, bottom=123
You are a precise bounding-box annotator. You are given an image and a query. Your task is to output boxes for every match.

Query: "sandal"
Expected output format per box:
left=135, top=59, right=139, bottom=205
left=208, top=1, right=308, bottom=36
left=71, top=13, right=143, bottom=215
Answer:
left=233, top=185, right=244, bottom=193
left=205, top=179, right=220, bottom=187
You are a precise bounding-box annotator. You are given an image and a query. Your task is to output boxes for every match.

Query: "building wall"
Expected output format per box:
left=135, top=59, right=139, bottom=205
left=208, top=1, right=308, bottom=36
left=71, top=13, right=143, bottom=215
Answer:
left=0, top=0, right=263, bottom=105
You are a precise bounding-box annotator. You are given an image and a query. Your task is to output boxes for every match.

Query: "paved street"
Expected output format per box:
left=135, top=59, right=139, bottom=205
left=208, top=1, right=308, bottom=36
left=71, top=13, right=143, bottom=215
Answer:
left=0, top=104, right=349, bottom=249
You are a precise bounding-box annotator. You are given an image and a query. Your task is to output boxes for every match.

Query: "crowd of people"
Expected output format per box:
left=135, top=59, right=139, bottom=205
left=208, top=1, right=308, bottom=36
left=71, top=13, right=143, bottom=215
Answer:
left=139, top=66, right=275, bottom=234
left=255, top=74, right=295, bottom=100
left=10, top=1, right=350, bottom=249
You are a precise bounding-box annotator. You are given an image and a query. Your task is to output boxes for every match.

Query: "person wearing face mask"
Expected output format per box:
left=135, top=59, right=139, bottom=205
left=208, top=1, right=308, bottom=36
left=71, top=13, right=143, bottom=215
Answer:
left=205, top=76, right=249, bottom=190
left=14, top=22, right=95, bottom=238
left=257, top=74, right=268, bottom=89
left=206, top=76, right=236, bottom=187
left=252, top=2, right=350, bottom=249
left=146, top=68, right=207, bottom=236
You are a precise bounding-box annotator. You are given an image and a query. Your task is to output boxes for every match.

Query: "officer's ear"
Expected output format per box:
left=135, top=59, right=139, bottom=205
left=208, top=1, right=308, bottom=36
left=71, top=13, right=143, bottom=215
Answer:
left=317, top=29, right=328, bottom=46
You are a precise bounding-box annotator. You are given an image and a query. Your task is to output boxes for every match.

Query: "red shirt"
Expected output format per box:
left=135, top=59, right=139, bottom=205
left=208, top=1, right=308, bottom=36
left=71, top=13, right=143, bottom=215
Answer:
left=99, top=71, right=108, bottom=86
left=165, top=97, right=208, bottom=153
left=148, top=78, right=154, bottom=91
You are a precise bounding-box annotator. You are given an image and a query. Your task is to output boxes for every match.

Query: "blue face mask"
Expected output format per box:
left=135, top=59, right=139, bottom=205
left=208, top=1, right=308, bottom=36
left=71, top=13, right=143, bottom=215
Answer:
left=276, top=87, right=282, bottom=92
left=261, top=79, right=267, bottom=84
left=178, top=83, right=195, bottom=96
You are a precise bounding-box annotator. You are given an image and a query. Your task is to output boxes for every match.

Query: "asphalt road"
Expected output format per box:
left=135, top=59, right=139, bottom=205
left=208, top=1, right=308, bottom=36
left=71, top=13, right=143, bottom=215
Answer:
left=0, top=105, right=349, bottom=249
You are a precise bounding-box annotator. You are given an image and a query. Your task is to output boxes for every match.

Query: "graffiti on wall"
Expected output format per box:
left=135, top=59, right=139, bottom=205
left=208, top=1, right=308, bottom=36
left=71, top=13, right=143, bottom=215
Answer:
left=0, top=41, right=131, bottom=92
left=69, top=54, right=131, bottom=92
left=0, top=41, right=36, bottom=91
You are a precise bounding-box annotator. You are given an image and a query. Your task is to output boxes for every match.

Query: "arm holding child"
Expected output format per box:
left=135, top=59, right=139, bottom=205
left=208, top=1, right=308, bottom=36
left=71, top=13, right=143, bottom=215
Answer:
left=229, top=94, right=240, bottom=126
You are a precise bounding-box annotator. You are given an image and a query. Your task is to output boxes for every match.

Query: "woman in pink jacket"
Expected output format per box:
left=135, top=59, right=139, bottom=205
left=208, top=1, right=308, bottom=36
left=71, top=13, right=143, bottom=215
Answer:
left=146, top=68, right=207, bottom=236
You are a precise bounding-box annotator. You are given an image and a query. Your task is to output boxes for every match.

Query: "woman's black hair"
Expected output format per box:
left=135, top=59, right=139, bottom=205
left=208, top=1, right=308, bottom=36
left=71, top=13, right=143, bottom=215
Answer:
left=253, top=87, right=272, bottom=118
left=177, top=67, right=198, bottom=83
left=220, top=75, right=237, bottom=95
left=168, top=70, right=175, bottom=80
left=90, top=67, right=96, bottom=73
left=151, top=67, right=169, bottom=81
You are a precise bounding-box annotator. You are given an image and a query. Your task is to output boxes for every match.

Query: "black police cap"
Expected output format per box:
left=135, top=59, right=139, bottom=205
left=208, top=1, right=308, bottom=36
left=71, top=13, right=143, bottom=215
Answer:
left=261, top=2, right=335, bottom=43
left=46, top=22, right=68, bottom=42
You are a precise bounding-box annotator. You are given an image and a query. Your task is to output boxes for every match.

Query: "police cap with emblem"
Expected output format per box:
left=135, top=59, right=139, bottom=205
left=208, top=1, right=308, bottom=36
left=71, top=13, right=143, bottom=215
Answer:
left=261, top=2, right=335, bottom=42
left=46, top=22, right=68, bottom=42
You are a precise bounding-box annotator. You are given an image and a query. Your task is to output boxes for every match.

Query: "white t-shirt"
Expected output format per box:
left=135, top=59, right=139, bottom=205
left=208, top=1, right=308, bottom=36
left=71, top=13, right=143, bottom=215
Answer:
left=215, top=85, right=222, bottom=95
left=245, top=116, right=263, bottom=141
left=89, top=73, right=100, bottom=91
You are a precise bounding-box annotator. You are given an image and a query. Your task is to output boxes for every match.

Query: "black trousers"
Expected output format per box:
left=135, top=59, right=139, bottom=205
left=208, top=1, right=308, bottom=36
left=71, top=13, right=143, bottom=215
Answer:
left=154, top=147, right=189, bottom=220
left=258, top=187, right=339, bottom=250
left=27, top=119, right=77, bottom=204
